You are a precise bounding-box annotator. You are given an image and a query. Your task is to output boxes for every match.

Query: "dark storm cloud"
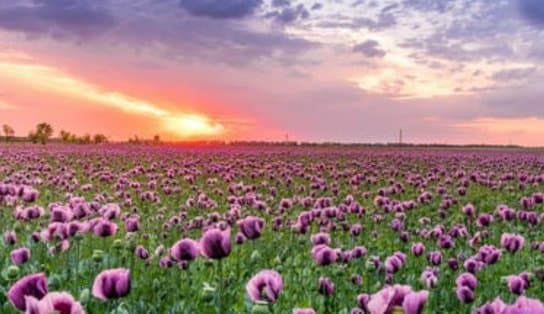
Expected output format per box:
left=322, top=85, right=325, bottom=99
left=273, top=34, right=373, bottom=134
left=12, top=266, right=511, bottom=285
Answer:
left=353, top=40, right=386, bottom=58
left=0, top=0, right=116, bottom=39
left=0, top=0, right=315, bottom=66
left=518, top=0, right=544, bottom=26
left=179, top=0, right=263, bottom=19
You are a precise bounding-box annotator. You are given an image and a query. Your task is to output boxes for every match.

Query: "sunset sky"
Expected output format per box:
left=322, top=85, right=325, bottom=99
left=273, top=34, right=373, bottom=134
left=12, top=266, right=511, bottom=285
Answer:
left=1, top=0, right=544, bottom=145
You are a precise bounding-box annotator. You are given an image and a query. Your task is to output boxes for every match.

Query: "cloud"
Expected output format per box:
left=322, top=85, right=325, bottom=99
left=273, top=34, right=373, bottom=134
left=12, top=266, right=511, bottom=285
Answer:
left=311, top=3, right=323, bottom=10
left=271, top=0, right=290, bottom=8
left=266, top=3, right=310, bottom=24
left=116, top=14, right=316, bottom=67
left=519, top=0, right=544, bottom=26
left=353, top=40, right=386, bottom=58
left=402, top=0, right=456, bottom=13
left=318, top=2, right=397, bottom=31
left=179, top=0, right=263, bottom=19
left=491, top=67, right=536, bottom=81
left=0, top=0, right=116, bottom=39
left=0, top=1, right=315, bottom=67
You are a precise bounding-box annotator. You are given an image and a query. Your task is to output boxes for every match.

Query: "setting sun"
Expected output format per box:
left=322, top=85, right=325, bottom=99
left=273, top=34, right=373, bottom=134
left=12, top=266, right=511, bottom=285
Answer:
left=164, top=115, right=224, bottom=138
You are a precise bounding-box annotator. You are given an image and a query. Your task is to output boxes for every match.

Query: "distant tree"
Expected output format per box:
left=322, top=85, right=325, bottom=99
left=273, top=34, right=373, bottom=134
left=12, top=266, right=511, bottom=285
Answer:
left=93, top=134, right=108, bottom=144
left=153, top=134, right=161, bottom=144
left=2, top=124, right=14, bottom=142
left=28, top=131, right=36, bottom=143
left=128, top=135, right=141, bottom=144
left=30, top=122, right=54, bottom=144
left=79, top=134, right=92, bottom=144
left=60, top=130, right=74, bottom=142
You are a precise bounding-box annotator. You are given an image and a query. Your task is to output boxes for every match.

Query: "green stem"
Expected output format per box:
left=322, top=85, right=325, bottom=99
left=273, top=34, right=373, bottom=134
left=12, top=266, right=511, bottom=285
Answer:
left=217, top=259, right=224, bottom=314
left=74, top=239, right=80, bottom=291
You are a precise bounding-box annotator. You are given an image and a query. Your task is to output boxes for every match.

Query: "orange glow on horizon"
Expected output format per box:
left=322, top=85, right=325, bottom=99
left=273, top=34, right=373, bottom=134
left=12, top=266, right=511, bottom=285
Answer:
left=0, top=56, right=225, bottom=139
left=453, top=117, right=544, bottom=146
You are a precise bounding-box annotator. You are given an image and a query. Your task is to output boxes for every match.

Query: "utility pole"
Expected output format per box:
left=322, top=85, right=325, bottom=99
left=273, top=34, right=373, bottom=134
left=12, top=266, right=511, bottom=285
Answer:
left=399, top=129, right=403, bottom=145
left=285, top=133, right=289, bottom=142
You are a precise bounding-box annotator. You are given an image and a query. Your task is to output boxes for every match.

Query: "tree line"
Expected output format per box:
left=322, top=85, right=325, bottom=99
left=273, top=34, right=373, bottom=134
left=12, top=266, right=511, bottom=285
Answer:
left=1, top=123, right=108, bottom=144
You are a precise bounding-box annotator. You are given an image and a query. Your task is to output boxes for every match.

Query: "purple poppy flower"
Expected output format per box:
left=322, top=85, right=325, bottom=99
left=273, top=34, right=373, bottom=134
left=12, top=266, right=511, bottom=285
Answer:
left=4, top=230, right=17, bottom=245
left=22, top=187, right=39, bottom=203
left=318, top=277, right=334, bottom=296
left=421, top=267, right=438, bottom=289
left=477, top=245, right=502, bottom=265
left=200, top=228, right=231, bottom=260
left=462, top=204, right=475, bottom=217
left=92, top=268, right=131, bottom=301
left=519, top=272, right=531, bottom=289
left=477, top=296, right=544, bottom=313
left=92, top=219, right=118, bottom=237
left=235, top=232, right=246, bottom=244
left=246, top=270, right=283, bottom=304
left=427, top=251, right=442, bottom=265
left=124, top=217, right=140, bottom=232
left=367, top=285, right=428, bottom=314
left=50, top=206, right=73, bottom=223
left=476, top=214, right=493, bottom=227
left=135, top=245, right=149, bottom=260
left=507, top=275, right=525, bottom=295
left=411, top=243, right=425, bottom=257
left=456, top=273, right=478, bottom=291
left=311, top=232, right=331, bottom=246
left=385, top=255, right=404, bottom=274
left=475, top=297, right=506, bottom=314
left=500, top=233, right=525, bottom=253
left=351, top=246, right=368, bottom=259
left=25, top=292, right=85, bottom=314
left=456, top=286, right=475, bottom=304
left=159, top=256, right=174, bottom=268
left=505, top=296, right=544, bottom=313
left=351, top=223, right=363, bottom=236
left=447, top=258, right=459, bottom=271
left=7, top=273, right=48, bottom=311
left=438, top=235, right=454, bottom=249
left=357, top=293, right=370, bottom=312
left=311, top=245, right=338, bottom=266
left=403, top=290, right=429, bottom=314
left=10, top=248, right=31, bottom=265
left=170, top=238, right=199, bottom=262
left=237, top=216, right=265, bottom=240
left=464, top=257, right=484, bottom=274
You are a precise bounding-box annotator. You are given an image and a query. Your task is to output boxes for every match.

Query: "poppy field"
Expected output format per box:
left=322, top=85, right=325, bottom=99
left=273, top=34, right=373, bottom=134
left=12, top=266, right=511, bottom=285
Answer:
left=2, top=144, right=544, bottom=314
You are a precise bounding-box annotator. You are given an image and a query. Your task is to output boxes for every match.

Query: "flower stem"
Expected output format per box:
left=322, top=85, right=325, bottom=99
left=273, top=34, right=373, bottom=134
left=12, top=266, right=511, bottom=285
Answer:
left=217, top=259, right=224, bottom=314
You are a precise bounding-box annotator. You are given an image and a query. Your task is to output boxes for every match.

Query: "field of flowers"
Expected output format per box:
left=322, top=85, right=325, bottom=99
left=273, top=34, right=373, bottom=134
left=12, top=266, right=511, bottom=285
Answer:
left=1, top=144, right=544, bottom=313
